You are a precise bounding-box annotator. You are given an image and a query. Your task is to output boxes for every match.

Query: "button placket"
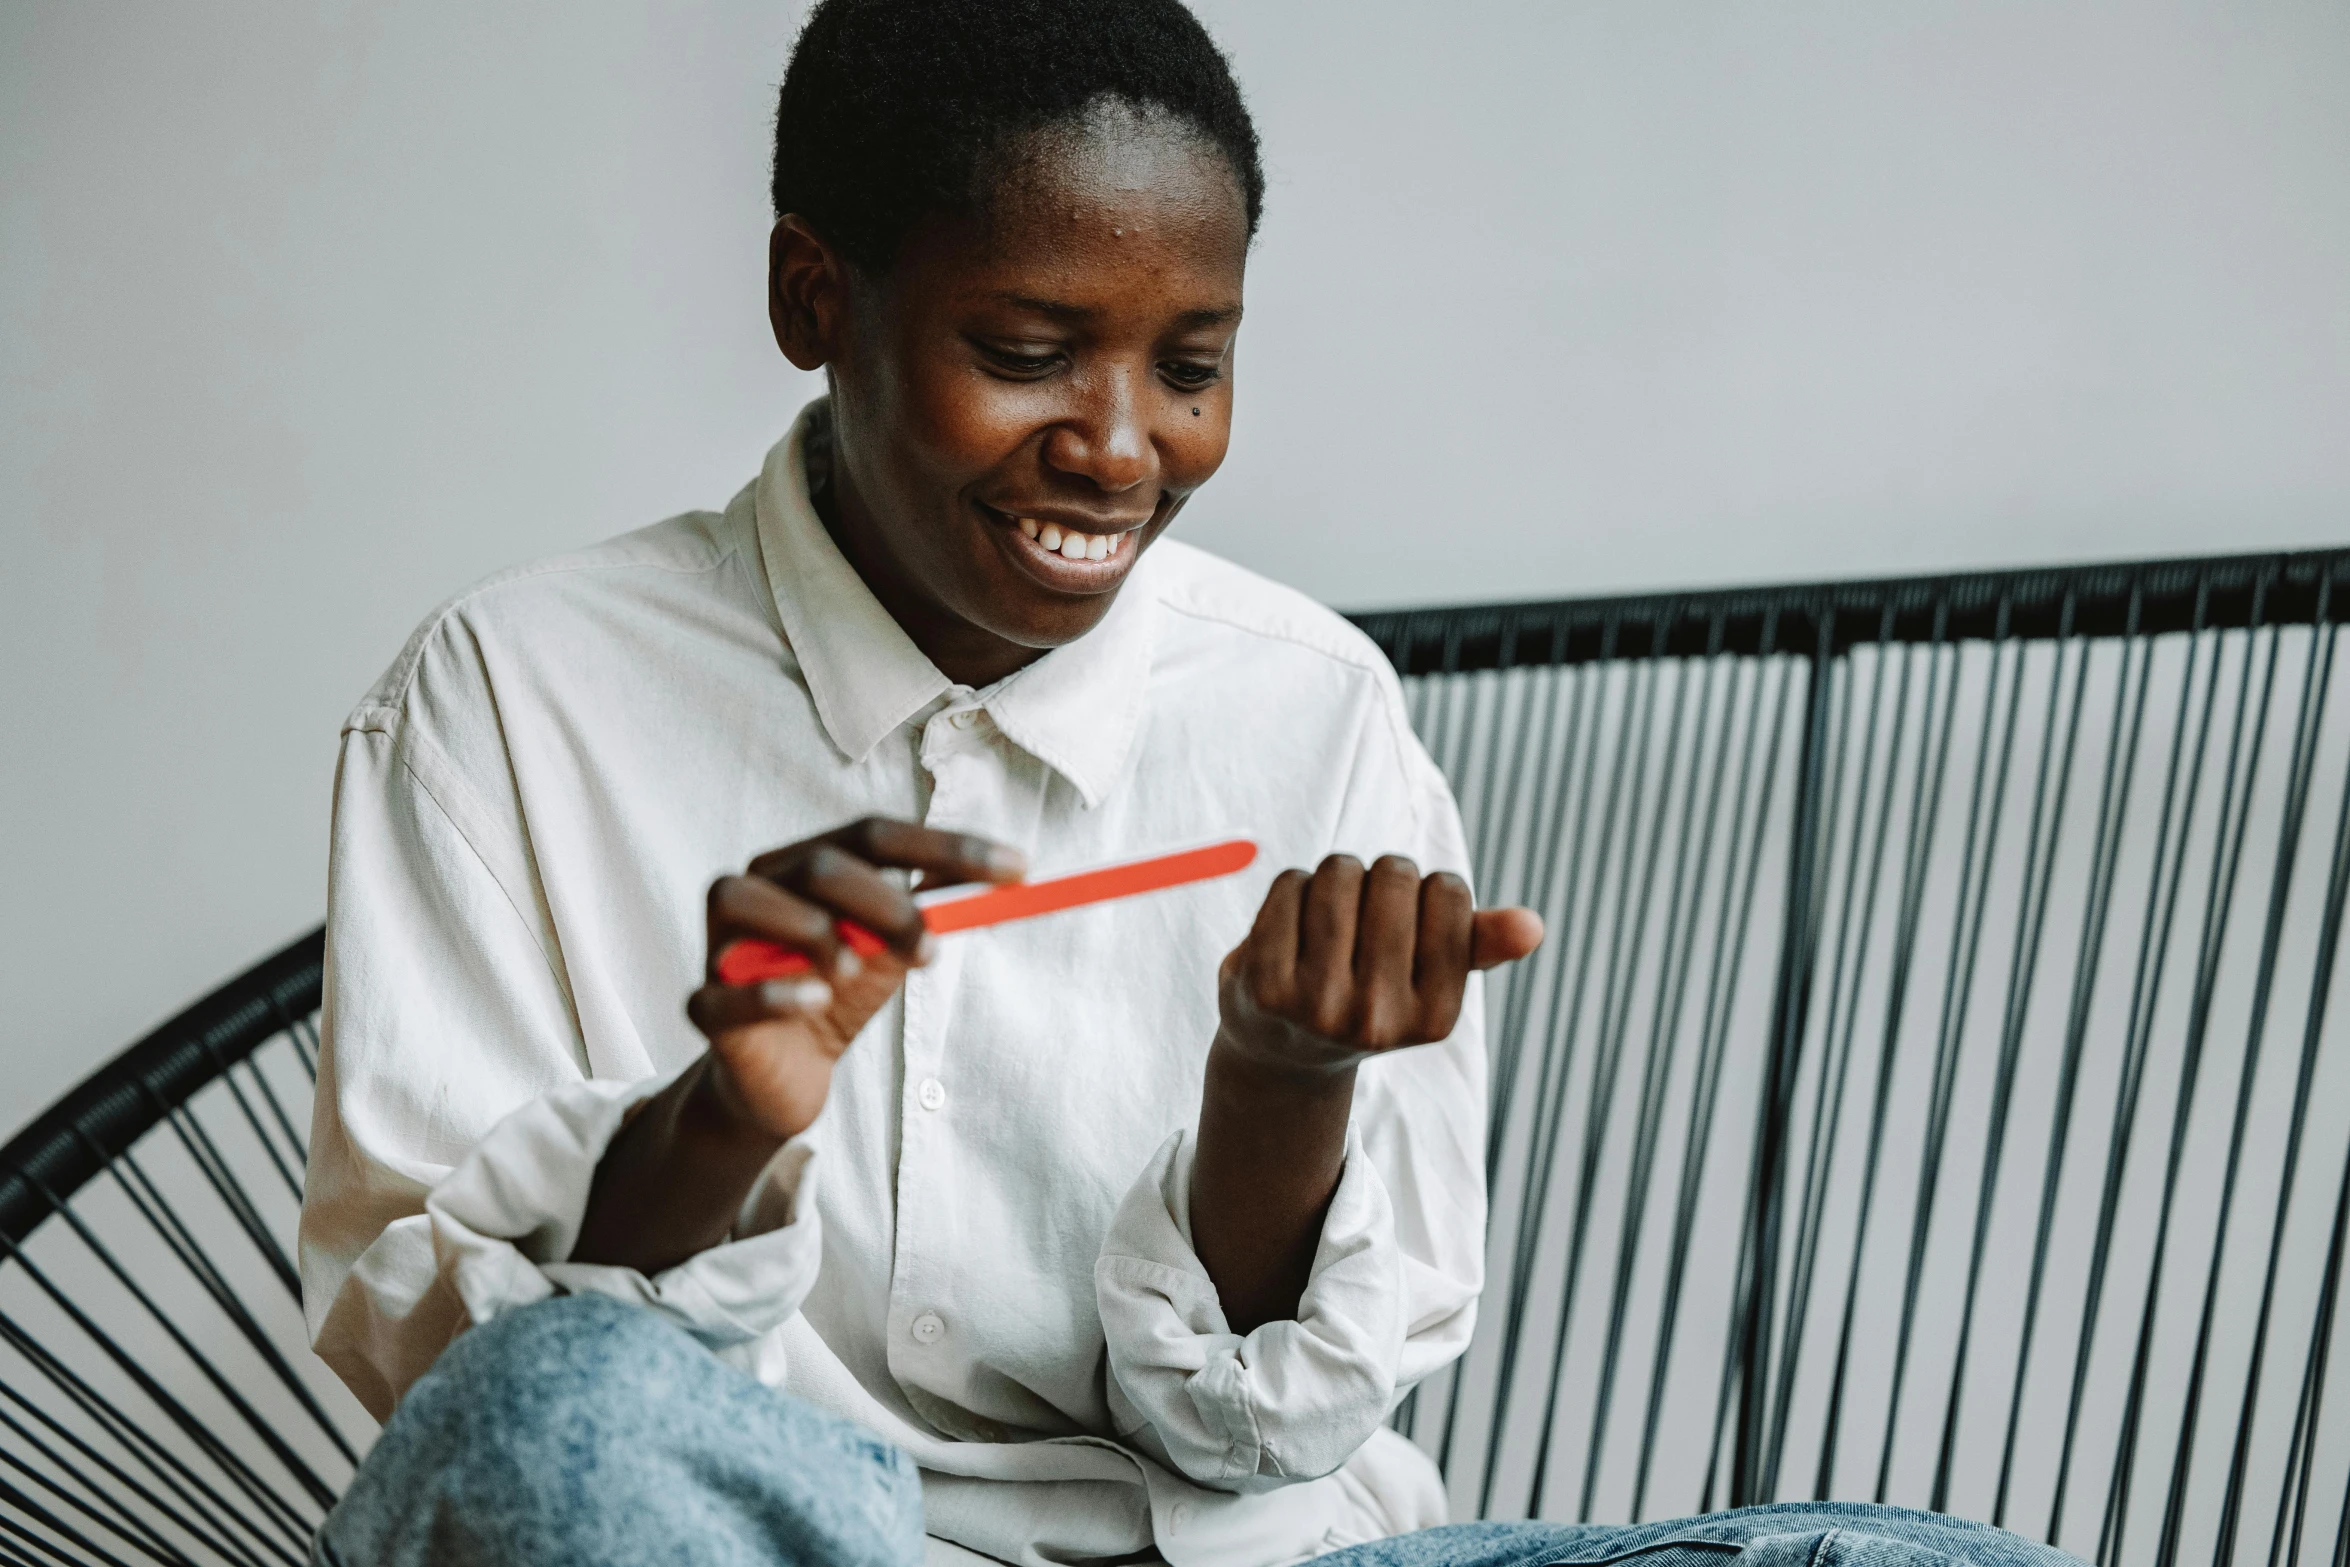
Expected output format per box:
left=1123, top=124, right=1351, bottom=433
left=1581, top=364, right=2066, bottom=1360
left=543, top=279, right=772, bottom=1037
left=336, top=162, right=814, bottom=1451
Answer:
left=890, top=726, right=996, bottom=1387
left=889, top=942, right=945, bottom=1377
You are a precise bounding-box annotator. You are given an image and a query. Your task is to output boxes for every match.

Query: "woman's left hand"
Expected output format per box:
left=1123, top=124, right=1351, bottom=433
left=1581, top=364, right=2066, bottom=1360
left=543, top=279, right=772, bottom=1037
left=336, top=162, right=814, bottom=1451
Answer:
left=1191, top=854, right=1542, bottom=1332
left=1213, top=854, right=1544, bottom=1078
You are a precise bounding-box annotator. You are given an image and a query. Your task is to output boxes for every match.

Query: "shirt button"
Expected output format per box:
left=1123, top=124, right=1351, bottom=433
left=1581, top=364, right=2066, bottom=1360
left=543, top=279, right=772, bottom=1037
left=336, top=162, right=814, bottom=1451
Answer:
left=949, top=709, right=979, bottom=729
left=911, top=1311, right=945, bottom=1345
left=917, top=1076, right=947, bottom=1112
left=1168, top=1502, right=1194, bottom=1534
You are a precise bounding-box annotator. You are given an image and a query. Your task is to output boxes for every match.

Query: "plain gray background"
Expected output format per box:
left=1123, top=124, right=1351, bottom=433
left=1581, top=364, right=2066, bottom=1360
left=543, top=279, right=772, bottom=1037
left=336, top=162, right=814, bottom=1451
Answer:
left=4, top=1, right=2348, bottom=1136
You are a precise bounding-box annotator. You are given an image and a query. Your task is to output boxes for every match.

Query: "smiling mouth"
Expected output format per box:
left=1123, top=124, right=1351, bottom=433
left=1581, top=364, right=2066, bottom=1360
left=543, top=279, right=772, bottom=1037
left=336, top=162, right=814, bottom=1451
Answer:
left=980, top=502, right=1146, bottom=590
left=1007, top=513, right=1128, bottom=562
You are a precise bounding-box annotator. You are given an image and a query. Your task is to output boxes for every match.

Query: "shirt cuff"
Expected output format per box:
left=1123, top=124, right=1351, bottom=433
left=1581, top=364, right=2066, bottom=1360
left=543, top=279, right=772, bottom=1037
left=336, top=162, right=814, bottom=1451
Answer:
left=424, top=1068, right=822, bottom=1348
left=1093, top=1127, right=1405, bottom=1492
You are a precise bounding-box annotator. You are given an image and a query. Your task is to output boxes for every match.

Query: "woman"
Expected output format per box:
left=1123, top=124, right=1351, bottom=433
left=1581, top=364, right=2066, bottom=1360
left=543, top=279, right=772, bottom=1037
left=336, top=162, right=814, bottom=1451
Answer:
left=302, top=3, right=2077, bottom=1564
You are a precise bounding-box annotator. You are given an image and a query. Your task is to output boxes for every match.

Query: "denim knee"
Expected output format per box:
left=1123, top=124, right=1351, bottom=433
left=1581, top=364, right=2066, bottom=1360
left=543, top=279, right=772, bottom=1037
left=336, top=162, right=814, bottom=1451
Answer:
left=319, top=1293, right=924, bottom=1567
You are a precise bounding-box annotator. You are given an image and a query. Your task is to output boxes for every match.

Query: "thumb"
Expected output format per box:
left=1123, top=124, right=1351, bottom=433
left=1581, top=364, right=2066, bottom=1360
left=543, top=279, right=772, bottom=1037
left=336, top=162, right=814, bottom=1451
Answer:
left=1470, top=906, right=1545, bottom=971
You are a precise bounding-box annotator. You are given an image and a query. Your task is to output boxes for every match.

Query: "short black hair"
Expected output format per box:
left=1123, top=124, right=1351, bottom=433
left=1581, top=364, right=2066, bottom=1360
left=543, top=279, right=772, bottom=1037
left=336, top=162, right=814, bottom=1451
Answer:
left=772, top=0, right=1264, bottom=275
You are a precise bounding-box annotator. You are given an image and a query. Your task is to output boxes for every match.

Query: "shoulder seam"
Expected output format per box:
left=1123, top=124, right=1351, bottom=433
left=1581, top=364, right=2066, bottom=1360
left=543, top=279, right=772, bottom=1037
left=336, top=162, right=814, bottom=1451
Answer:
left=390, top=724, right=581, bottom=1025
left=1152, top=588, right=1391, bottom=678
left=364, top=519, right=740, bottom=718
left=1152, top=583, right=1434, bottom=839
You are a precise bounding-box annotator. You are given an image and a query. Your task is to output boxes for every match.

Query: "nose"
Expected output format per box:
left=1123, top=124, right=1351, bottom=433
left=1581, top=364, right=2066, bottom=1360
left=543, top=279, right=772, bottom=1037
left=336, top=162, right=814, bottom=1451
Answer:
left=1041, top=366, right=1154, bottom=496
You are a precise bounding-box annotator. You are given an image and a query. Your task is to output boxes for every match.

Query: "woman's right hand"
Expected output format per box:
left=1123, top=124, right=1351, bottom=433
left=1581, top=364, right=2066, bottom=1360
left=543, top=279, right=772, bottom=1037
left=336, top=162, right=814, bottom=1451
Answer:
left=689, top=818, right=1025, bottom=1140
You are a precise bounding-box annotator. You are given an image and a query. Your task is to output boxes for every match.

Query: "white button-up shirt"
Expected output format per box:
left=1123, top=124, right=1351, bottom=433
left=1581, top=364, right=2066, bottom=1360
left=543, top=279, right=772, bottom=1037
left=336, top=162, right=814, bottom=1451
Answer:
left=300, top=403, right=1487, bottom=1567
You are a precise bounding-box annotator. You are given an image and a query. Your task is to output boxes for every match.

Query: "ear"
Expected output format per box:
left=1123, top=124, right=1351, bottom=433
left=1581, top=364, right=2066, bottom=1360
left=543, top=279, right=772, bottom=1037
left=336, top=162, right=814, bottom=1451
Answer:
left=769, top=215, right=849, bottom=371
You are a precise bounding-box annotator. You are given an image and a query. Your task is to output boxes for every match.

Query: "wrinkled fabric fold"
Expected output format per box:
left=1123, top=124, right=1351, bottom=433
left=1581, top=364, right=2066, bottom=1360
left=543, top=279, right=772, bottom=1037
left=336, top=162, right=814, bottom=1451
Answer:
left=1097, top=1128, right=1407, bottom=1491
left=426, top=1069, right=824, bottom=1349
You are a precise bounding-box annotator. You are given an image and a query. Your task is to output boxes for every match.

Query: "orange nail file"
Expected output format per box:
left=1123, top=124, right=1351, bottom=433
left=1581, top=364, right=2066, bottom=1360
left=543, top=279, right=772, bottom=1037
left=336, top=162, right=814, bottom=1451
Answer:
left=715, top=837, right=1258, bottom=987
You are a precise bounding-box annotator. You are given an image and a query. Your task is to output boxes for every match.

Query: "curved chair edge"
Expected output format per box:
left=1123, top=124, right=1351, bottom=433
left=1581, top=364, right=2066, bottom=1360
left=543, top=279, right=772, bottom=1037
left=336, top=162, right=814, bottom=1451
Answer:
left=1346, top=544, right=2350, bottom=675
left=0, top=926, right=326, bottom=1247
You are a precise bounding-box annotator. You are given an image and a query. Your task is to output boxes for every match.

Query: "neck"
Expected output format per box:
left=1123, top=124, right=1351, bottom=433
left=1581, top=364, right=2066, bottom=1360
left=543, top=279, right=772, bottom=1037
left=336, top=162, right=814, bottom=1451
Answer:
left=806, top=424, right=1045, bottom=691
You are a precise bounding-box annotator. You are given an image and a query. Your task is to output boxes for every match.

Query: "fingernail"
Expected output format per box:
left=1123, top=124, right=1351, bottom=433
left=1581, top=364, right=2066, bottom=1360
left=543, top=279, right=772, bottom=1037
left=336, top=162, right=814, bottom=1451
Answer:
left=986, top=845, right=1027, bottom=878
left=914, top=932, right=939, bottom=966
left=760, top=978, right=831, bottom=1011
left=833, top=946, right=863, bottom=981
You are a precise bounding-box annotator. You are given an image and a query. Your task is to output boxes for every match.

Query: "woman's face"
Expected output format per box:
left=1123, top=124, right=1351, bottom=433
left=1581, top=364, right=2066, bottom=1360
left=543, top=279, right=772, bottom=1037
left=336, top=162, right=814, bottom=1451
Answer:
left=769, top=108, right=1249, bottom=688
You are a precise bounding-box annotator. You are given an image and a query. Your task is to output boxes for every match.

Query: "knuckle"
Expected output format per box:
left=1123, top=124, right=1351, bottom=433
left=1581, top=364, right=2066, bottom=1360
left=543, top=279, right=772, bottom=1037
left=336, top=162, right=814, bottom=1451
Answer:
left=801, top=843, right=855, bottom=885
left=849, top=816, right=915, bottom=861
left=708, top=876, right=754, bottom=918
left=1422, top=994, right=1464, bottom=1040
left=1318, top=853, right=1365, bottom=879
left=779, top=900, right=831, bottom=941
left=687, top=987, right=734, bottom=1034
left=1374, top=854, right=1420, bottom=879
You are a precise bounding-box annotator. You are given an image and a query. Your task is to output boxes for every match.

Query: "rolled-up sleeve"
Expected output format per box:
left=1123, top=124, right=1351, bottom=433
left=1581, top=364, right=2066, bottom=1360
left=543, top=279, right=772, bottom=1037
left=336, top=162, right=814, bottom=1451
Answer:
left=1095, top=1127, right=1409, bottom=1489
left=299, top=627, right=821, bottom=1421
left=428, top=1073, right=823, bottom=1351
left=1092, top=672, right=1488, bottom=1493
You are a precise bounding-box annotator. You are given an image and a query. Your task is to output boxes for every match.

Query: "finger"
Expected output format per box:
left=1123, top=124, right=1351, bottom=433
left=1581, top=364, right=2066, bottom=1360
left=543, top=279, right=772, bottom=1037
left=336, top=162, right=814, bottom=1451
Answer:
left=687, top=976, right=834, bottom=1037
left=707, top=876, right=848, bottom=979
left=1411, top=872, right=1477, bottom=1042
left=772, top=844, right=937, bottom=961
left=1353, top=856, right=1423, bottom=1046
left=1241, top=868, right=1309, bottom=1014
left=1298, top=855, right=1366, bottom=1037
left=1470, top=907, right=1547, bottom=970
left=830, top=817, right=1026, bottom=891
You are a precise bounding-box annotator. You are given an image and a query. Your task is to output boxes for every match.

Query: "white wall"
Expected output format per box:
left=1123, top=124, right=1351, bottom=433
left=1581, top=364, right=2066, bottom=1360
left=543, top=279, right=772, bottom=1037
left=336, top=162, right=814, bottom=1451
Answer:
left=4, top=2, right=2347, bottom=1134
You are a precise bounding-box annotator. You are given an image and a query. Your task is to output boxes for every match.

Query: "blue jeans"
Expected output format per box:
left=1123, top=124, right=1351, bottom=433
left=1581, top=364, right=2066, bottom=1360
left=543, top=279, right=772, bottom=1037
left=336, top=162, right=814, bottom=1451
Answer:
left=318, top=1295, right=2082, bottom=1567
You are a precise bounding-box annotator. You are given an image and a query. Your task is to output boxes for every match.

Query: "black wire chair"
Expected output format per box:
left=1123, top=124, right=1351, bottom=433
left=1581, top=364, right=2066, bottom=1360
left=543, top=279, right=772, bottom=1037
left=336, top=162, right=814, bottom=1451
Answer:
left=5, top=548, right=2349, bottom=1566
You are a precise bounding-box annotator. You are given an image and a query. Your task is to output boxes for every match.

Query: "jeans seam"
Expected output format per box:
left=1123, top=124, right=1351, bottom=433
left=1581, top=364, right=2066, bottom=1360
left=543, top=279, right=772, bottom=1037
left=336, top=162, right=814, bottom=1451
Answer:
left=1545, top=1540, right=1745, bottom=1565
left=1805, top=1529, right=1839, bottom=1567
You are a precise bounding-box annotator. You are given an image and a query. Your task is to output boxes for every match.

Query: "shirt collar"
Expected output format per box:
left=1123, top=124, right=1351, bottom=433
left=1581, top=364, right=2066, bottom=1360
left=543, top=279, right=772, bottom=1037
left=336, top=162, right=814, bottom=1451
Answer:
left=754, top=400, right=1161, bottom=807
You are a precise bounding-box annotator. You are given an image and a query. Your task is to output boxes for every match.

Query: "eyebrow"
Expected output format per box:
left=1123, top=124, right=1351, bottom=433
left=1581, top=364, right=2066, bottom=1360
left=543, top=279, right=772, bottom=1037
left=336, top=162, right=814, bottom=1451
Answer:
left=992, top=293, right=1242, bottom=329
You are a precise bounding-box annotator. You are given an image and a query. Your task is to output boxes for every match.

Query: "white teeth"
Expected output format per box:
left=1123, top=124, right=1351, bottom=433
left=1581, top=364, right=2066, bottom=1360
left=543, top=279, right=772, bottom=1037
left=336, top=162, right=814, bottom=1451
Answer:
left=1020, top=518, right=1127, bottom=563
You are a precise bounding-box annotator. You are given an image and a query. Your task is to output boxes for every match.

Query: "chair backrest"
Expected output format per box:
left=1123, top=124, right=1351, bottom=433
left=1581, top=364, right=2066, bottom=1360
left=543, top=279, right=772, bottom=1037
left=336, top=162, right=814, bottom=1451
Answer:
left=1363, top=548, right=2350, bottom=1566
left=0, top=932, right=355, bottom=1567
left=3, top=548, right=2346, bottom=1567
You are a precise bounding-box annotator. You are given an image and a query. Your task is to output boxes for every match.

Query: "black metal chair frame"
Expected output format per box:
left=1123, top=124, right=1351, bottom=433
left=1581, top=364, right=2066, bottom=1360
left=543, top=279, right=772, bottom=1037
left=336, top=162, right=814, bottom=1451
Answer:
left=5, top=546, right=2348, bottom=1566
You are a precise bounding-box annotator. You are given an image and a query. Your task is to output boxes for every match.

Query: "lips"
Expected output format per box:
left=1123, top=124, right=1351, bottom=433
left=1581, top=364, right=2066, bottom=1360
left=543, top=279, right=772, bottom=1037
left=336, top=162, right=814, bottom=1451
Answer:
left=1010, top=514, right=1127, bottom=562
left=980, top=503, right=1148, bottom=591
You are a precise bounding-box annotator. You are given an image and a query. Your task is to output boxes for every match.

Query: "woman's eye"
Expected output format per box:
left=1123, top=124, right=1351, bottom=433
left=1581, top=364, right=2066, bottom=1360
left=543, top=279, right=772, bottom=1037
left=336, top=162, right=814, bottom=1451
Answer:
left=1160, top=361, right=1222, bottom=392
left=980, top=345, right=1063, bottom=378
